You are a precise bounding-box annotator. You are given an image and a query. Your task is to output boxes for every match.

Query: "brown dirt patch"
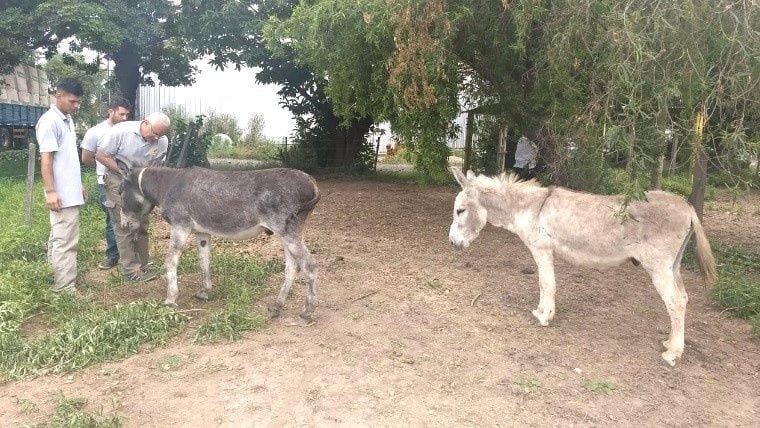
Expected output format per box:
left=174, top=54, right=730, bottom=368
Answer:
left=2, top=179, right=759, bottom=426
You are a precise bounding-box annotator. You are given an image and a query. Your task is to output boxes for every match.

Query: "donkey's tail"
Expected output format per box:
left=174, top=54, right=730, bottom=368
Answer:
left=298, top=178, right=321, bottom=215
left=691, top=210, right=718, bottom=286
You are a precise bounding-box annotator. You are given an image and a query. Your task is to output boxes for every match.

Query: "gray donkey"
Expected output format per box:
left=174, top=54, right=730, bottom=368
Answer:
left=448, top=168, right=717, bottom=366
left=116, top=161, right=320, bottom=321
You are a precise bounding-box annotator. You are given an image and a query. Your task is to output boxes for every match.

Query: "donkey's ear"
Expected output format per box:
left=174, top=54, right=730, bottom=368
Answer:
left=115, top=156, right=132, bottom=179
left=466, top=170, right=476, bottom=180
left=450, top=167, right=468, bottom=188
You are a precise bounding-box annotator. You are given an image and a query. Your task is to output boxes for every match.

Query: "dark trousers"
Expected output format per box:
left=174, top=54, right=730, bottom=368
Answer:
left=98, top=183, right=119, bottom=262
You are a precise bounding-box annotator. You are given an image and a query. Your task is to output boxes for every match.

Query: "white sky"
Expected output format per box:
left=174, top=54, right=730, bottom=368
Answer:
left=139, top=60, right=297, bottom=139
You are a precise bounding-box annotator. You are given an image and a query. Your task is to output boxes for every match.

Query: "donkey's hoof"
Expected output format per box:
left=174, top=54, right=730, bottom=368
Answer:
left=163, top=299, right=178, bottom=308
left=299, top=311, right=314, bottom=323
left=661, top=350, right=679, bottom=367
left=532, top=309, right=550, bottom=326
left=194, top=291, right=209, bottom=301
left=268, top=302, right=283, bottom=318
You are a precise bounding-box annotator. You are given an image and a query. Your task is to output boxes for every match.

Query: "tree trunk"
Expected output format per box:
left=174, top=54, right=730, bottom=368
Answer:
left=332, top=116, right=373, bottom=168
left=112, top=41, right=141, bottom=119
left=688, top=107, right=708, bottom=220
left=650, top=154, right=664, bottom=189
left=668, top=135, right=678, bottom=176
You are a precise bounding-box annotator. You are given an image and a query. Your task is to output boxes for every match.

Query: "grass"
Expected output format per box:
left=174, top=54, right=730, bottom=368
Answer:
left=581, top=379, right=616, bottom=395
left=0, top=173, right=278, bottom=379
left=33, top=395, right=121, bottom=428
left=710, top=245, right=760, bottom=339
left=514, top=377, right=541, bottom=394
left=207, top=141, right=281, bottom=161
left=194, top=252, right=279, bottom=343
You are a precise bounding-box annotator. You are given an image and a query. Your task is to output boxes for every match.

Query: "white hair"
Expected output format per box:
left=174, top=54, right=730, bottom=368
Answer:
left=145, top=111, right=171, bottom=127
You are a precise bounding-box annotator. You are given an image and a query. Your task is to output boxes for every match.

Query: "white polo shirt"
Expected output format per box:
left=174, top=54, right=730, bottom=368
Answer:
left=80, top=120, right=112, bottom=184
left=36, top=105, right=84, bottom=208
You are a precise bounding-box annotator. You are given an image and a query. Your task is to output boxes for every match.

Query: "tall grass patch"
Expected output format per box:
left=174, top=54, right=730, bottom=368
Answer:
left=711, top=245, right=760, bottom=339
left=194, top=251, right=280, bottom=343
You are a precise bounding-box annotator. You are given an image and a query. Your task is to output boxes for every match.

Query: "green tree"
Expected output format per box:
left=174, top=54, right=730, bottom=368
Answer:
left=43, top=53, right=108, bottom=127
left=1, top=0, right=200, bottom=115
left=203, top=111, right=242, bottom=144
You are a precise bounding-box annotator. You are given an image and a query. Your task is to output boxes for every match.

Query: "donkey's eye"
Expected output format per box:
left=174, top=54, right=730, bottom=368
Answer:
left=456, top=209, right=465, bottom=215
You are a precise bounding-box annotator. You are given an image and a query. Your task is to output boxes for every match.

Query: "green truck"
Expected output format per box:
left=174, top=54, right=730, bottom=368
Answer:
left=0, top=64, right=52, bottom=150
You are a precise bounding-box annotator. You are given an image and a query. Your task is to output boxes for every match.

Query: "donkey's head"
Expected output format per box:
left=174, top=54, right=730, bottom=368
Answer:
left=115, top=157, right=155, bottom=232
left=449, top=168, right=488, bottom=249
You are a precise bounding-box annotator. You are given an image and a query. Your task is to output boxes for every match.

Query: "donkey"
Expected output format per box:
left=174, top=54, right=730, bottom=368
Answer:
left=448, top=168, right=717, bottom=366
left=115, top=160, right=320, bottom=321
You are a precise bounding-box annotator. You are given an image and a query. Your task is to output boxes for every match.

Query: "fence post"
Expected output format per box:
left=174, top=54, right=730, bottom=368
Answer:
left=462, top=111, right=474, bottom=173
left=374, top=136, right=381, bottom=171
left=177, top=123, right=194, bottom=168
left=24, top=143, right=36, bottom=226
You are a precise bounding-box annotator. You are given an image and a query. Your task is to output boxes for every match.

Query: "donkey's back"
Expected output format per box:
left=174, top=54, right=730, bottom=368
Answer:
left=156, top=167, right=320, bottom=239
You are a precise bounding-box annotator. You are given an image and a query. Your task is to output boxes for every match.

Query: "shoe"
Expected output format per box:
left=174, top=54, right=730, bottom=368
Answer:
left=123, top=270, right=158, bottom=282
left=98, top=258, right=119, bottom=270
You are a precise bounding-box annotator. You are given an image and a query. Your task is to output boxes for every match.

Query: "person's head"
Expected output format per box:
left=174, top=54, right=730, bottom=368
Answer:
left=106, top=98, right=131, bottom=125
left=54, top=79, right=83, bottom=115
left=139, top=112, right=171, bottom=142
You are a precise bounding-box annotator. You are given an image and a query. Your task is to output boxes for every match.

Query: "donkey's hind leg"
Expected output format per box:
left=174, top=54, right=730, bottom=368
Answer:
left=287, top=237, right=317, bottom=321
left=648, top=266, right=687, bottom=366
left=269, top=237, right=299, bottom=318
left=194, top=233, right=213, bottom=301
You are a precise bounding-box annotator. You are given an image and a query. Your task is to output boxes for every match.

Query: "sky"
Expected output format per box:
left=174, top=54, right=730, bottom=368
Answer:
left=138, top=60, right=297, bottom=139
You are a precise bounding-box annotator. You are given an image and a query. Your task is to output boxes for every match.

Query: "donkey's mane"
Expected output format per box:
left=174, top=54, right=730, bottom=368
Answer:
left=471, top=172, right=542, bottom=191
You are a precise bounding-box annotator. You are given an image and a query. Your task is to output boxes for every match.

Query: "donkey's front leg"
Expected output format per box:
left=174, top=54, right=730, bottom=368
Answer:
left=529, top=248, right=557, bottom=326
left=194, top=233, right=213, bottom=301
left=164, top=226, right=191, bottom=307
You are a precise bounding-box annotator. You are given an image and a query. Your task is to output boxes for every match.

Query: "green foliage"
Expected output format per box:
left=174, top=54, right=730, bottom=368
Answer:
left=582, top=379, right=616, bottom=395
left=240, top=114, right=266, bottom=147
left=162, top=106, right=212, bottom=168
left=278, top=140, right=319, bottom=171
left=663, top=174, right=715, bottom=200
left=472, top=116, right=501, bottom=175
left=44, top=53, right=109, bottom=128
left=711, top=246, right=760, bottom=338
left=203, top=110, right=242, bottom=144
left=34, top=395, right=121, bottom=428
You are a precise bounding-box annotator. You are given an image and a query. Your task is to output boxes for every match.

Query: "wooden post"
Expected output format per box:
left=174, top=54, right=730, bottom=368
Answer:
left=462, top=111, right=474, bottom=173
left=497, top=123, right=509, bottom=173
left=177, top=122, right=194, bottom=168
left=688, top=106, right=708, bottom=220
left=374, top=136, right=381, bottom=171
left=24, top=143, right=36, bottom=226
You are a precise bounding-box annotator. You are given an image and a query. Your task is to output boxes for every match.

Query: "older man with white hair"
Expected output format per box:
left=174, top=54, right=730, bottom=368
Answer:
left=96, top=112, right=171, bottom=281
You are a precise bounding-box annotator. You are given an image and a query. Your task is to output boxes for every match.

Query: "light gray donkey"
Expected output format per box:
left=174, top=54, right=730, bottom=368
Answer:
left=116, top=161, right=320, bottom=321
left=448, top=168, right=717, bottom=366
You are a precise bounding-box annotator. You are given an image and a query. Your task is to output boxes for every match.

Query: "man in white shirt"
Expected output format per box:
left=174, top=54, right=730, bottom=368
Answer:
left=36, top=79, right=86, bottom=293
left=96, top=112, right=170, bottom=282
left=80, top=98, right=131, bottom=270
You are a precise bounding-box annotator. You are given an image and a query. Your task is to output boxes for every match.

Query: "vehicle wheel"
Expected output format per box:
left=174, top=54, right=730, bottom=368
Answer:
left=0, top=127, right=11, bottom=150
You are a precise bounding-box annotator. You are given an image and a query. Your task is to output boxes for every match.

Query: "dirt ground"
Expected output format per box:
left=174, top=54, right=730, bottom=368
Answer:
left=2, top=178, right=759, bottom=426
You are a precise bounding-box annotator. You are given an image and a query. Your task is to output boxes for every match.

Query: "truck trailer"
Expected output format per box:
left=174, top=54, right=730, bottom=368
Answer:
left=0, top=64, right=53, bottom=150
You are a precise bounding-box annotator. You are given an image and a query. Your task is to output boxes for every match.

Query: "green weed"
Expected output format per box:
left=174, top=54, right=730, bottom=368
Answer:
left=34, top=395, right=121, bottom=428
left=514, top=377, right=542, bottom=394
left=582, top=379, right=616, bottom=395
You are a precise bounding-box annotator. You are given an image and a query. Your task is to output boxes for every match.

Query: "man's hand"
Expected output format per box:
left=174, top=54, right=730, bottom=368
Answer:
left=45, top=190, right=61, bottom=212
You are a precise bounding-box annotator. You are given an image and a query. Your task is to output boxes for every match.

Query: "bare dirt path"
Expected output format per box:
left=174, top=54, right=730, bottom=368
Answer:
left=2, top=179, right=759, bottom=426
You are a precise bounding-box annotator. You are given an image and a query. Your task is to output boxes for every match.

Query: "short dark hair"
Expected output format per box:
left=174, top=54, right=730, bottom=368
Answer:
left=108, top=97, right=132, bottom=111
left=56, top=78, right=84, bottom=97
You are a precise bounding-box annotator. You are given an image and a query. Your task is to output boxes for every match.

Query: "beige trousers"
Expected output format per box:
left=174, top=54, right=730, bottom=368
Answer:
left=104, top=172, right=150, bottom=276
left=48, top=205, right=80, bottom=291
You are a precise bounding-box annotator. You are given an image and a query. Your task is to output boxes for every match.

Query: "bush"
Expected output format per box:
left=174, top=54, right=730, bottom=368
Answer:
left=711, top=246, right=760, bottom=335
left=162, top=106, right=212, bottom=168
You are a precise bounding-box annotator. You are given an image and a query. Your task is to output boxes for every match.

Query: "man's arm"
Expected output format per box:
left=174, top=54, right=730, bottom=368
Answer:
left=95, top=150, right=120, bottom=173
left=81, top=148, right=96, bottom=166
left=40, top=152, right=61, bottom=212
